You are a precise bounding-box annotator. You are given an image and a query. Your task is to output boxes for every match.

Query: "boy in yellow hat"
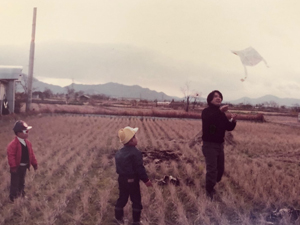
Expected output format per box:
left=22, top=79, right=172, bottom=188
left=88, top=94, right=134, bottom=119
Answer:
left=115, top=126, right=152, bottom=225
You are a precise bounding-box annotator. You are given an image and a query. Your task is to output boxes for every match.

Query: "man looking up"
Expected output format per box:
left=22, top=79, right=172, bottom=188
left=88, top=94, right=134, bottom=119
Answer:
left=201, top=90, right=237, bottom=200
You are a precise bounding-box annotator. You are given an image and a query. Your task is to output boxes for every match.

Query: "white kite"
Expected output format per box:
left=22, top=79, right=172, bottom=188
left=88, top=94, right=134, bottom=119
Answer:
left=232, top=47, right=268, bottom=82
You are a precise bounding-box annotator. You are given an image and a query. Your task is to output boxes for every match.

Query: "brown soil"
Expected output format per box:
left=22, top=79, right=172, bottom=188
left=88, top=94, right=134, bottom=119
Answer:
left=142, top=148, right=182, bottom=164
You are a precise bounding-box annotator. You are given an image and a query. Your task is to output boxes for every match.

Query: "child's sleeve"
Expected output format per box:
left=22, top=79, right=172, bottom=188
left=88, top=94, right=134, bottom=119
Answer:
left=7, top=142, right=17, bottom=169
left=134, top=150, right=149, bottom=183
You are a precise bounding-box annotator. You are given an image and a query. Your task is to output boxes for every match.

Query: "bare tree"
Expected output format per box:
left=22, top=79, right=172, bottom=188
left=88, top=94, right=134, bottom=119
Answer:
left=65, top=86, right=75, bottom=95
left=74, top=91, right=84, bottom=101
left=269, top=101, right=279, bottom=108
left=65, top=86, right=75, bottom=104
left=181, top=82, right=191, bottom=112
left=181, top=82, right=201, bottom=112
left=16, top=73, right=36, bottom=93
left=19, top=73, right=28, bottom=93
left=65, top=86, right=75, bottom=101
left=43, top=88, right=53, bottom=98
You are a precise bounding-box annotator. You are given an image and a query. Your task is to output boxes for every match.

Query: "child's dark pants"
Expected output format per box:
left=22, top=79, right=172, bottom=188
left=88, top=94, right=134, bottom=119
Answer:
left=202, top=141, right=224, bottom=194
left=10, top=165, right=27, bottom=201
left=115, top=176, right=142, bottom=222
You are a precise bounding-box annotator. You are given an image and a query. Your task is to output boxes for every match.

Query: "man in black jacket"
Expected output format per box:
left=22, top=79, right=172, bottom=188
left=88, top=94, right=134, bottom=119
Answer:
left=115, top=126, right=152, bottom=225
left=201, top=90, right=237, bottom=200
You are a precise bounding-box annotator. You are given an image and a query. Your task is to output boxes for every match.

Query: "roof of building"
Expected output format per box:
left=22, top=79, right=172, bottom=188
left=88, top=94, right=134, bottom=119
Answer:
left=79, top=94, right=90, bottom=99
left=0, top=66, right=23, bottom=80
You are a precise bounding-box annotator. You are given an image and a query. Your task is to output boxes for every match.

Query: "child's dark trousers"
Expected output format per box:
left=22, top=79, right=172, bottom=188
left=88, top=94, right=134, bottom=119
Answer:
left=115, top=175, right=142, bottom=222
left=10, top=165, right=27, bottom=201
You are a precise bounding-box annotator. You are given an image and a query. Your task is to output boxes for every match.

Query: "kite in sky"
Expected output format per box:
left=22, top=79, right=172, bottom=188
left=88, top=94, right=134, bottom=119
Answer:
left=232, top=47, right=269, bottom=82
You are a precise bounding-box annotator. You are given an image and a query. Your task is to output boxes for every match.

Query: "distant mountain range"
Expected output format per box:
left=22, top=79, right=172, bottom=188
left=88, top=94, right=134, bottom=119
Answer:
left=18, top=76, right=300, bottom=106
left=18, top=76, right=182, bottom=101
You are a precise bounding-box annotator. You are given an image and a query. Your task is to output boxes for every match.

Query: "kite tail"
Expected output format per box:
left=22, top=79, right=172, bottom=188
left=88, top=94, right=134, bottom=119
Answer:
left=241, top=65, right=247, bottom=82
left=262, top=58, right=269, bottom=68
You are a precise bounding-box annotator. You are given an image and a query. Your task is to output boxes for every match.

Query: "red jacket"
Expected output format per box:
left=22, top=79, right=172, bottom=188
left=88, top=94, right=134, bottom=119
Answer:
left=7, top=137, right=38, bottom=171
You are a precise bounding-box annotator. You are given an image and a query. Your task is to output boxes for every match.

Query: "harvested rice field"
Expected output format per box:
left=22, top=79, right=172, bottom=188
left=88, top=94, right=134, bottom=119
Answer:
left=0, top=114, right=300, bottom=225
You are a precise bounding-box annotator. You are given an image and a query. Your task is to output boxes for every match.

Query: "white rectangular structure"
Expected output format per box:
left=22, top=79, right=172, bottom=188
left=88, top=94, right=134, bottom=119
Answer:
left=0, top=66, right=23, bottom=114
left=0, top=83, right=5, bottom=100
left=0, top=66, right=22, bottom=79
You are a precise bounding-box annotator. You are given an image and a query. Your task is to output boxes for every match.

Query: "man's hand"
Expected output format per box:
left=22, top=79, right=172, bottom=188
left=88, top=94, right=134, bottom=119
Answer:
left=220, top=105, right=229, bottom=112
left=145, top=180, right=153, bottom=187
left=231, top=113, right=237, bottom=122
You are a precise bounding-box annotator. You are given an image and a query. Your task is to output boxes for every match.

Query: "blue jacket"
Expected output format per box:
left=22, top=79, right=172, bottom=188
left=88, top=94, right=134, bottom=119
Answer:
left=115, top=146, right=149, bottom=183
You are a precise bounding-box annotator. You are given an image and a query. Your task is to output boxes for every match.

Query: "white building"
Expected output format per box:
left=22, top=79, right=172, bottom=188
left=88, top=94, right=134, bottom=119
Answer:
left=0, top=66, right=23, bottom=114
left=157, top=101, right=171, bottom=106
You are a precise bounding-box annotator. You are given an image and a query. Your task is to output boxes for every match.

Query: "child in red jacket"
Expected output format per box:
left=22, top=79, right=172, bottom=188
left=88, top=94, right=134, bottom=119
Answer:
left=7, top=120, right=38, bottom=202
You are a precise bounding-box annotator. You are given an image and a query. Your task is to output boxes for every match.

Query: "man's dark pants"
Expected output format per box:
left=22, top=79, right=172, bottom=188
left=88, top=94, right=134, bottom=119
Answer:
left=202, top=141, right=224, bottom=194
left=10, top=165, right=27, bottom=201
left=115, top=176, right=142, bottom=222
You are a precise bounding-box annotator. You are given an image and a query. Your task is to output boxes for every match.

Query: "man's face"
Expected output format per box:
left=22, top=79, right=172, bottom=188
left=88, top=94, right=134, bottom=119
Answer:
left=210, top=92, right=222, bottom=106
left=16, top=130, right=29, bottom=139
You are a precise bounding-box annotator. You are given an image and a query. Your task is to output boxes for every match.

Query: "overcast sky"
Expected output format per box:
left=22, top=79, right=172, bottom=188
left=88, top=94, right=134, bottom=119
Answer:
left=1, top=0, right=300, bottom=101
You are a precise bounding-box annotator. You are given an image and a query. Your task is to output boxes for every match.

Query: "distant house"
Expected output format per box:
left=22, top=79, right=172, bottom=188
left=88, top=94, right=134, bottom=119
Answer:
left=157, top=101, right=171, bottom=106
left=32, top=91, right=44, bottom=99
left=0, top=66, right=23, bottom=115
left=79, top=95, right=90, bottom=102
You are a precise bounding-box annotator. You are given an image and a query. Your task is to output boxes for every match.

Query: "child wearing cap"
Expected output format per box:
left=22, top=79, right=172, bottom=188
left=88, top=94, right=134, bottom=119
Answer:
left=115, top=126, right=152, bottom=225
left=7, top=120, right=38, bottom=202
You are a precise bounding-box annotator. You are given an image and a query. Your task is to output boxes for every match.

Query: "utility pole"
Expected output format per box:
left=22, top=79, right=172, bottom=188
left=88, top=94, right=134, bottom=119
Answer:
left=26, top=7, right=37, bottom=112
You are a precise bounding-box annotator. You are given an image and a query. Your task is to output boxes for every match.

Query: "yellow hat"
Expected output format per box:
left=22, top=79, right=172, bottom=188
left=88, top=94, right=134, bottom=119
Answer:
left=118, top=126, right=138, bottom=144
